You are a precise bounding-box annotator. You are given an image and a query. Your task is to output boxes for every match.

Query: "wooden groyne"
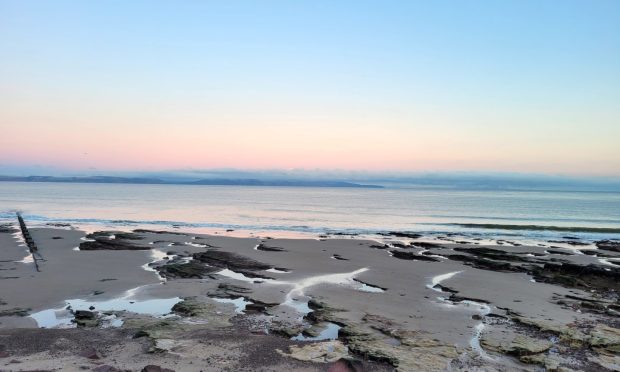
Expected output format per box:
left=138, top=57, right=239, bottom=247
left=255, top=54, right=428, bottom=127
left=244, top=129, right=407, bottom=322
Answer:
left=16, top=213, right=41, bottom=272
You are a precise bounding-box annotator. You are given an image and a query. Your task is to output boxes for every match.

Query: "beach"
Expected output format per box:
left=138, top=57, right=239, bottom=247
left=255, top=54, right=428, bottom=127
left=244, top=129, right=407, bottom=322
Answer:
left=0, top=220, right=618, bottom=371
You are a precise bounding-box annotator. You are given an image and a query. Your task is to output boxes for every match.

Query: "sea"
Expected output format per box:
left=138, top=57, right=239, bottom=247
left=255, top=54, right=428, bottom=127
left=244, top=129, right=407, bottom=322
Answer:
left=1, top=181, right=619, bottom=243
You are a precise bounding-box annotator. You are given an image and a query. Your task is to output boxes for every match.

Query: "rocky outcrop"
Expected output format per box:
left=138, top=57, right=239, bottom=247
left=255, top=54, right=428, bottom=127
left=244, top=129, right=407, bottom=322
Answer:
left=79, top=238, right=150, bottom=251
left=453, top=247, right=529, bottom=262
left=481, top=334, right=552, bottom=357
left=277, top=340, right=348, bottom=363
left=390, top=251, right=439, bottom=262
left=340, top=324, right=458, bottom=371
left=256, top=244, right=286, bottom=252
left=531, top=263, right=620, bottom=291
left=156, top=261, right=219, bottom=279
left=193, top=250, right=272, bottom=278
left=596, top=240, right=620, bottom=253
left=589, top=324, right=620, bottom=355
left=171, top=298, right=212, bottom=317
left=141, top=366, right=175, bottom=372
left=73, top=310, right=98, bottom=327
left=0, top=224, right=16, bottom=233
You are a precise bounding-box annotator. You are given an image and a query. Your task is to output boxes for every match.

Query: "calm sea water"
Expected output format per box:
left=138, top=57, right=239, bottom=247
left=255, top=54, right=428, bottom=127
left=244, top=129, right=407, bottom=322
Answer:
left=1, top=182, right=619, bottom=241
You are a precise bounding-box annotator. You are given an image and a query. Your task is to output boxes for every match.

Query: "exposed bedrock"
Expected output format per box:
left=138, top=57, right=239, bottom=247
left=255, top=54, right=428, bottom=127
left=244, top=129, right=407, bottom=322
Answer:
left=531, top=263, right=620, bottom=291
left=192, top=250, right=273, bottom=278
left=596, top=240, right=620, bottom=253
left=79, top=231, right=150, bottom=251
left=0, top=224, right=17, bottom=233
left=452, top=247, right=531, bottom=262
left=156, top=260, right=219, bottom=279
left=256, top=244, right=287, bottom=252
left=389, top=250, right=439, bottom=262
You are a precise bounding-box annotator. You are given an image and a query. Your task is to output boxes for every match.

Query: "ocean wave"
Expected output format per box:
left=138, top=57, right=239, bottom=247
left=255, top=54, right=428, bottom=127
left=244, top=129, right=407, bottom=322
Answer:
left=449, top=223, right=620, bottom=234
left=2, top=211, right=619, bottom=240
left=429, top=214, right=620, bottom=225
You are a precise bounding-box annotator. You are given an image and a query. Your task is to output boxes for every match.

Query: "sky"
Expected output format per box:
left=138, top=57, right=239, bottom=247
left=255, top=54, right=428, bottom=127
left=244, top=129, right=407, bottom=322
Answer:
left=1, top=1, right=619, bottom=176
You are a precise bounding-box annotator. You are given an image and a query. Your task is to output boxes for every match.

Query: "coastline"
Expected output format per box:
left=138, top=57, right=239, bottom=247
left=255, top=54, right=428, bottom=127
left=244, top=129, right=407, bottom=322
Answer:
left=0, top=219, right=618, bottom=371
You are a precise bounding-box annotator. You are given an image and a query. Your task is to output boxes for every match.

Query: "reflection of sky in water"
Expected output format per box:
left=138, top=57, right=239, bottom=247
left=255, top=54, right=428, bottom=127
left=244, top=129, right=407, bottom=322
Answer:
left=29, top=296, right=181, bottom=328
left=211, top=297, right=252, bottom=313
left=292, top=322, right=341, bottom=341
left=2, top=183, right=619, bottom=241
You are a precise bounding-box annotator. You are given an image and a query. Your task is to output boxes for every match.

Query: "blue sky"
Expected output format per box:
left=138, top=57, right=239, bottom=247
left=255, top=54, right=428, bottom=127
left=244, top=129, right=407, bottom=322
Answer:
left=1, top=1, right=619, bottom=175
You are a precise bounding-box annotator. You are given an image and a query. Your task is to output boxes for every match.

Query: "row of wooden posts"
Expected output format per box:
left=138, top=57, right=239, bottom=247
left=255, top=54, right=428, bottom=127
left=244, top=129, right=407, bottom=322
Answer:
left=16, top=213, right=41, bottom=272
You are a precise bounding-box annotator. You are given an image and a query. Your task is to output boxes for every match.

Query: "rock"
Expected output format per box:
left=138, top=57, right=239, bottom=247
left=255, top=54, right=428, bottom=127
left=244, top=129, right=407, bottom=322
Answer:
left=79, top=238, right=149, bottom=250
left=73, top=310, right=98, bottom=327
left=92, top=366, right=122, bottom=372
left=408, top=242, right=443, bottom=249
left=0, top=224, right=17, bottom=233
left=270, top=323, right=305, bottom=338
left=595, top=240, right=620, bottom=252
left=446, top=254, right=522, bottom=272
left=157, top=261, right=219, bottom=279
left=509, top=335, right=553, bottom=356
left=481, top=334, right=552, bottom=359
left=193, top=250, right=272, bottom=273
left=390, top=251, right=439, bottom=262
left=589, top=353, right=620, bottom=371
left=277, top=340, right=348, bottom=363
left=512, top=317, right=588, bottom=347
left=256, top=244, right=286, bottom=252
left=327, top=358, right=364, bottom=372
left=340, top=323, right=458, bottom=371
left=78, top=347, right=101, bottom=359
left=453, top=247, right=529, bottom=262
left=0, top=308, right=30, bottom=317
left=369, top=244, right=389, bottom=249
left=531, top=263, right=620, bottom=291
left=141, top=366, right=175, bottom=372
left=0, top=351, right=9, bottom=358
left=152, top=339, right=176, bottom=353
left=387, top=232, right=422, bottom=239
left=216, top=283, right=253, bottom=294
left=589, top=324, right=620, bottom=355
left=171, top=298, right=212, bottom=317
left=74, top=310, right=95, bottom=319
left=133, top=330, right=149, bottom=339
left=244, top=303, right=268, bottom=313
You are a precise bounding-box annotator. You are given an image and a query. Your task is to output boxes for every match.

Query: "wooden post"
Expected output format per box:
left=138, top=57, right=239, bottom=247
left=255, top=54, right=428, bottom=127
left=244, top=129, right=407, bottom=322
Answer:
left=16, top=213, right=40, bottom=272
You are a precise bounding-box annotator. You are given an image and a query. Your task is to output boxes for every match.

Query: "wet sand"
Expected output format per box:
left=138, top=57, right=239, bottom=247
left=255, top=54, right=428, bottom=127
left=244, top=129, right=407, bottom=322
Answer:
left=0, top=223, right=618, bottom=371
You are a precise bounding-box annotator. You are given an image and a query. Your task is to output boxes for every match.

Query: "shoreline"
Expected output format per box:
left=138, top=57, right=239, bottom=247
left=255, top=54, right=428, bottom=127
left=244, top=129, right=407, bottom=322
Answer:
left=0, top=221, right=619, bottom=371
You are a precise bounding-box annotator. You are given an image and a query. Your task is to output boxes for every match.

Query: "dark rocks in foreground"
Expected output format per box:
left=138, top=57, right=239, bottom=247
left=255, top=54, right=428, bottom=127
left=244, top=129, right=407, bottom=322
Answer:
left=446, top=254, right=523, bottom=272
left=193, top=250, right=272, bottom=275
left=142, top=366, right=175, bottom=372
left=390, top=251, right=439, bottom=262
left=157, top=261, right=219, bottom=279
left=385, top=232, right=422, bottom=239
left=595, top=240, right=620, bottom=252
left=256, top=244, right=287, bottom=252
left=531, top=263, right=620, bottom=291
left=79, top=231, right=151, bottom=250
left=453, top=247, right=529, bottom=262
left=0, top=224, right=17, bottom=233
left=79, top=239, right=150, bottom=251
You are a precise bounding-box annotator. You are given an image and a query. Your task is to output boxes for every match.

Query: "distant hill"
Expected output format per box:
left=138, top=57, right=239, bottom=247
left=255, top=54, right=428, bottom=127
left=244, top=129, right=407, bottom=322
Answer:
left=0, top=175, right=383, bottom=189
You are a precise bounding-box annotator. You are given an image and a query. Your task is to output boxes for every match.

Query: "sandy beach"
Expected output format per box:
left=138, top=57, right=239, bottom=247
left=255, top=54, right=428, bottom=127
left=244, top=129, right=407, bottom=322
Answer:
left=0, top=221, right=618, bottom=372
